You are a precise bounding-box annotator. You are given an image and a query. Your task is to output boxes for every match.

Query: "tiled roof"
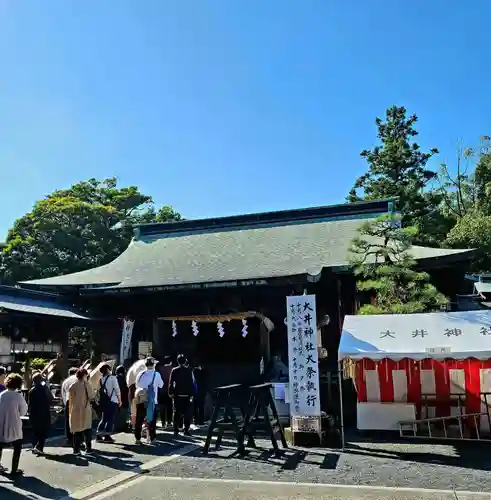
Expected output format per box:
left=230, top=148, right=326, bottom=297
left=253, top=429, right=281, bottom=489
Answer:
left=0, top=286, right=92, bottom=319
left=20, top=200, right=473, bottom=290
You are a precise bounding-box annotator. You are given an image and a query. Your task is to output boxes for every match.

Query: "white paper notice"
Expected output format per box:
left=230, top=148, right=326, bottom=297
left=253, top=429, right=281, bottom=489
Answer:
left=286, top=295, right=321, bottom=418
left=273, top=383, right=286, bottom=401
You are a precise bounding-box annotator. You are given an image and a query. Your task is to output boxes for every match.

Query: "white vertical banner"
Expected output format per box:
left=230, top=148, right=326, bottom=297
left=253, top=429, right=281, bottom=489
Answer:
left=286, top=295, right=321, bottom=418
left=120, top=318, right=135, bottom=364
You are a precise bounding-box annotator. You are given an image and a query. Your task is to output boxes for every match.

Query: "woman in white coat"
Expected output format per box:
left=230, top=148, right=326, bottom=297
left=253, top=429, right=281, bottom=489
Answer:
left=0, top=373, right=28, bottom=477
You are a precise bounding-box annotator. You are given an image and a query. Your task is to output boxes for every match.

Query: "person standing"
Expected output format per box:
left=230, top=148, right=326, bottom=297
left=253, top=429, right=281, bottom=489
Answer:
left=157, top=357, right=173, bottom=428
left=193, top=362, right=207, bottom=426
left=126, top=361, right=141, bottom=429
left=169, top=354, right=195, bottom=436
left=68, top=368, right=94, bottom=456
left=61, top=367, right=78, bottom=445
left=134, top=358, right=163, bottom=445
left=0, top=366, right=7, bottom=392
left=0, top=373, right=28, bottom=476
left=97, top=364, right=121, bottom=443
left=28, top=372, right=53, bottom=455
left=115, top=365, right=130, bottom=432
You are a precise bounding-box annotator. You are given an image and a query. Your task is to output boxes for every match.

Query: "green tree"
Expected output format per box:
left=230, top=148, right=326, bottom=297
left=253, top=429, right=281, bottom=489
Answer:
left=348, top=105, right=440, bottom=235
left=68, top=326, right=94, bottom=362
left=0, top=178, right=182, bottom=283
left=436, top=137, right=491, bottom=219
left=436, top=137, right=491, bottom=271
left=446, top=210, right=491, bottom=272
left=350, top=214, right=448, bottom=314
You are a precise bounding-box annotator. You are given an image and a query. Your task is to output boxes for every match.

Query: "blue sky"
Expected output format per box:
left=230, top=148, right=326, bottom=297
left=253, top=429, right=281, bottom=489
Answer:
left=0, top=1, right=489, bottom=238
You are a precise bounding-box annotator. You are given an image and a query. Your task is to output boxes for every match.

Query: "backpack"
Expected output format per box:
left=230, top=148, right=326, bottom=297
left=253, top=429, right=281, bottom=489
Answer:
left=134, top=371, right=156, bottom=406
left=99, top=376, right=114, bottom=409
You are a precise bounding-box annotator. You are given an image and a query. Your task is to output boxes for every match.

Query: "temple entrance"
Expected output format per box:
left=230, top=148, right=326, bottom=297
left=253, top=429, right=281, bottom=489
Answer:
left=155, top=315, right=265, bottom=389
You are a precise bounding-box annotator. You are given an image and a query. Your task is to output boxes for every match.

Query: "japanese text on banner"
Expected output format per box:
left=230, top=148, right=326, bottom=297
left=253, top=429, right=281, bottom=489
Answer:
left=286, top=295, right=321, bottom=418
left=120, top=318, right=135, bottom=363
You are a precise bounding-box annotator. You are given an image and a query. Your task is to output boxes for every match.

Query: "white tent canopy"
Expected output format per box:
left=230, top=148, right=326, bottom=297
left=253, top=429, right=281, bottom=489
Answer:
left=339, top=310, right=491, bottom=361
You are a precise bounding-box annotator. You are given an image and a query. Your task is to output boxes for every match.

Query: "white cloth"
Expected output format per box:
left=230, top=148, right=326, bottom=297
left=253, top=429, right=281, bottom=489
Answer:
left=100, top=375, right=121, bottom=404
left=0, top=390, right=28, bottom=443
left=61, top=375, right=77, bottom=405
left=136, top=369, right=163, bottom=404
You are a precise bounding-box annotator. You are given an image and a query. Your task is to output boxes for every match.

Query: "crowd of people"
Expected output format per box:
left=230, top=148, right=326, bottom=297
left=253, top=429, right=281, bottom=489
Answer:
left=0, top=353, right=206, bottom=477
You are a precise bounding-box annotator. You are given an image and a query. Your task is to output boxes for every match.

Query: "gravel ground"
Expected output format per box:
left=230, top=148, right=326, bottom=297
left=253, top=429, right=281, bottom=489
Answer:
left=151, top=438, right=491, bottom=493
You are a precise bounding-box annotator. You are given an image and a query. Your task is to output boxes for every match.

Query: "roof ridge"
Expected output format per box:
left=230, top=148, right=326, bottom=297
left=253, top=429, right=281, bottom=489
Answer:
left=136, top=198, right=395, bottom=238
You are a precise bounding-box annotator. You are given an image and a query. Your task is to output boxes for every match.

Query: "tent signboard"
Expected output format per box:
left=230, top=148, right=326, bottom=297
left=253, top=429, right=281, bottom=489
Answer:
left=339, top=310, right=491, bottom=361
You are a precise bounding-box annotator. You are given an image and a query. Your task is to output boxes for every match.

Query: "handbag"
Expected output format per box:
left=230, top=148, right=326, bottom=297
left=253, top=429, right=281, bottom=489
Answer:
left=134, top=372, right=156, bottom=406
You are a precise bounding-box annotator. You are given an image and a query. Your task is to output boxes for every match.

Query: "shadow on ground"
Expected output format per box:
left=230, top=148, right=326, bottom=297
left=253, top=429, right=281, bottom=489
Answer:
left=0, top=475, right=69, bottom=500
left=345, top=440, right=491, bottom=471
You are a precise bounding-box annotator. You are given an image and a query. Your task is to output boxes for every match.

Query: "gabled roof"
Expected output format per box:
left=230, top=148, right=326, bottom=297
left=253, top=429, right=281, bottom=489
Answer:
left=0, top=285, right=92, bottom=320
left=20, top=199, right=473, bottom=291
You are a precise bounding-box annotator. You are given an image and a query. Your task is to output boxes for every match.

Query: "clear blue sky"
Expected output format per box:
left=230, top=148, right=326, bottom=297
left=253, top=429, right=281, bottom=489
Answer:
left=0, top=1, right=489, bottom=238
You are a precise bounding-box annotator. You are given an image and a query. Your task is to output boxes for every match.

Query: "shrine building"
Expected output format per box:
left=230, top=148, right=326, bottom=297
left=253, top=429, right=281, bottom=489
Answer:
left=16, top=198, right=474, bottom=396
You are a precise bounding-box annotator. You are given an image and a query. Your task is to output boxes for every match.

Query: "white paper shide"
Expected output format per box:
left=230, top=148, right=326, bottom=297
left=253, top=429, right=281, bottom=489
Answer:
left=286, top=295, right=321, bottom=418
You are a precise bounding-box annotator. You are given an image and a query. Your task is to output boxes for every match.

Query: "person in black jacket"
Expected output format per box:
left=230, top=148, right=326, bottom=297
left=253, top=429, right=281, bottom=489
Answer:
left=28, top=372, right=53, bottom=455
left=168, top=354, right=195, bottom=436
left=115, top=365, right=130, bottom=432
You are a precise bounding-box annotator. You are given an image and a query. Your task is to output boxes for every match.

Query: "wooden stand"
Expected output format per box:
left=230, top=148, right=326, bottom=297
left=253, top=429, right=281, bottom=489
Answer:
left=203, top=384, right=246, bottom=455
left=240, top=383, right=288, bottom=455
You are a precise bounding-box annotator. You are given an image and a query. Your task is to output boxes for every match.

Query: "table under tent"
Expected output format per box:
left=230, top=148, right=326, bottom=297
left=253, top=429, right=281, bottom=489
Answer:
left=338, top=310, right=491, bottom=448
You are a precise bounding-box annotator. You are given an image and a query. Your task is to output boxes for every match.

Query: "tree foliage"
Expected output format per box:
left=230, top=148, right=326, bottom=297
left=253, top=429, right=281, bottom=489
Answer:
left=350, top=215, right=448, bottom=314
left=0, top=177, right=181, bottom=283
left=436, top=137, right=491, bottom=219
left=432, top=137, right=491, bottom=271
left=68, top=326, right=94, bottom=362
left=348, top=105, right=440, bottom=233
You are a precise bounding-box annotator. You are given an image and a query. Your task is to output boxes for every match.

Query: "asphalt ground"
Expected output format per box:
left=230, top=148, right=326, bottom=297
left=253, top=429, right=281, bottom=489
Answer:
left=89, top=476, right=491, bottom=500
left=2, top=431, right=491, bottom=499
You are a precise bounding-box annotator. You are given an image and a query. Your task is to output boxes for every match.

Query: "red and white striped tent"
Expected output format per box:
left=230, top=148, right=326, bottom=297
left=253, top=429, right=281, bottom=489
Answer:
left=338, top=311, right=491, bottom=445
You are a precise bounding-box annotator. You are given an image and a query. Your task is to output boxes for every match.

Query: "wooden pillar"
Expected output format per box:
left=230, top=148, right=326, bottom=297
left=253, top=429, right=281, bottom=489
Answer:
left=259, top=319, right=270, bottom=366
left=152, top=318, right=162, bottom=359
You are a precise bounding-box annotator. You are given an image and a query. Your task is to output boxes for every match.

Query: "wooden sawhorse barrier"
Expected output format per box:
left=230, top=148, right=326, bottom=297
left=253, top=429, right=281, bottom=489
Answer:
left=240, top=383, right=288, bottom=456
left=203, top=384, right=247, bottom=455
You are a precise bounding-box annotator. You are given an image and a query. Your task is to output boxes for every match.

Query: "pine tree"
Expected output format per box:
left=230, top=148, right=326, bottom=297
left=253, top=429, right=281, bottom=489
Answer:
left=348, top=106, right=439, bottom=229
left=350, top=214, right=448, bottom=314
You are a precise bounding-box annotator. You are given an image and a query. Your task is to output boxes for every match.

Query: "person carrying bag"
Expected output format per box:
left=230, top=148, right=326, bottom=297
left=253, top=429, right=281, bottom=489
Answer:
left=134, top=358, right=163, bottom=445
left=96, top=364, right=121, bottom=443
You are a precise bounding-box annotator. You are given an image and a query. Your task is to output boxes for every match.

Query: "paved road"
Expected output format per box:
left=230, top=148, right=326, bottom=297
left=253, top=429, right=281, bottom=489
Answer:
left=89, top=476, right=491, bottom=500
left=2, top=433, right=491, bottom=499
left=0, top=430, right=200, bottom=500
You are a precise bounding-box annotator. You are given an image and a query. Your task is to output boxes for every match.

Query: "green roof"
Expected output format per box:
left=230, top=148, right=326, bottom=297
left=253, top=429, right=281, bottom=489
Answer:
left=20, top=200, right=473, bottom=290
left=0, top=286, right=92, bottom=319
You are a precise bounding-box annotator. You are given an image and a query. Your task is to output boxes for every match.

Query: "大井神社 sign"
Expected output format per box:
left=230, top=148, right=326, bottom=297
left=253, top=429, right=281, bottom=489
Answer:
left=286, top=295, right=321, bottom=418
left=339, top=310, right=491, bottom=361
